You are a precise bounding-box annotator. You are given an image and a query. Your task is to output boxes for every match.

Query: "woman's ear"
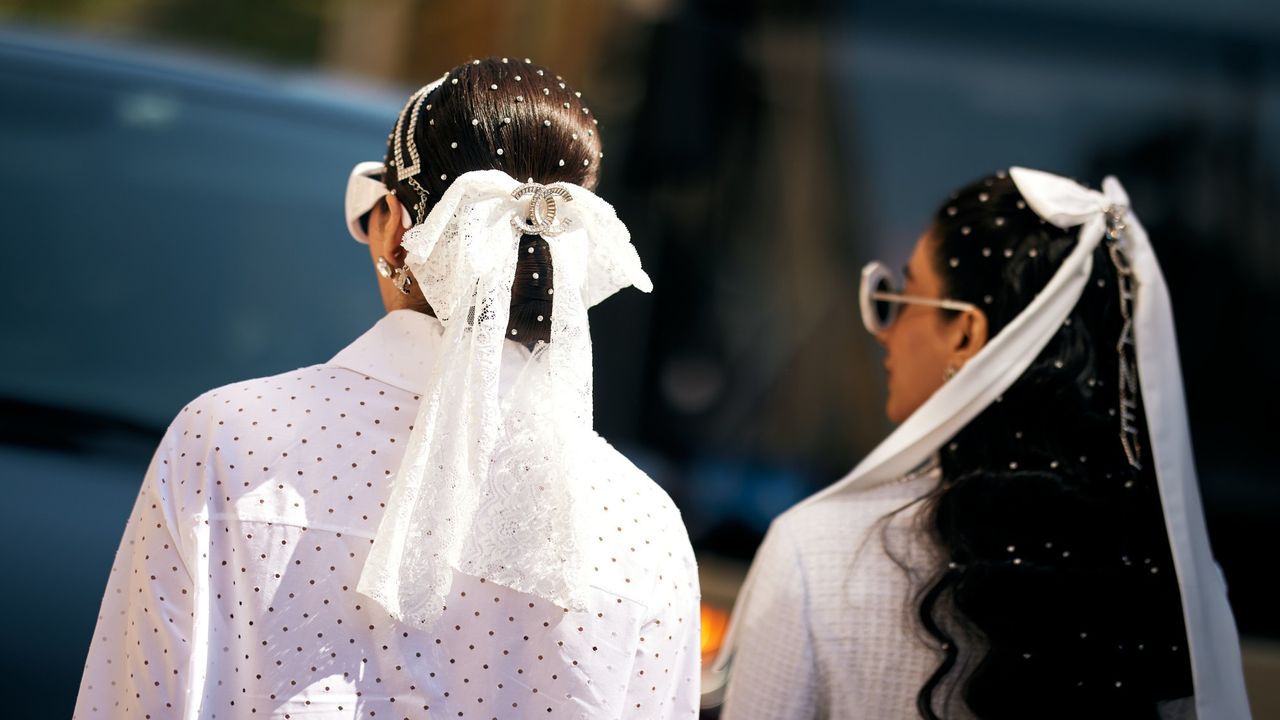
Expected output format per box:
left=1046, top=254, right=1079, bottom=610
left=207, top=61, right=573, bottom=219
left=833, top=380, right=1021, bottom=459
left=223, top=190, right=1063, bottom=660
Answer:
left=387, top=192, right=413, bottom=229
left=950, top=308, right=990, bottom=366
left=372, top=193, right=409, bottom=258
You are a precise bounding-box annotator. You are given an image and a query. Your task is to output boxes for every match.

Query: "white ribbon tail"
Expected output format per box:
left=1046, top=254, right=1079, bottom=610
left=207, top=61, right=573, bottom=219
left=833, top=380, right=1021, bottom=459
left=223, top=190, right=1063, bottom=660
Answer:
left=1130, top=215, right=1251, bottom=718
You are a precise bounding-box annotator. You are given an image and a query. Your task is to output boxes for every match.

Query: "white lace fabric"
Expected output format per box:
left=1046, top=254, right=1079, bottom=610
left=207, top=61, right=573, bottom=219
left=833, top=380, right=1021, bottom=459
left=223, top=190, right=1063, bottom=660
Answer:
left=356, top=170, right=652, bottom=627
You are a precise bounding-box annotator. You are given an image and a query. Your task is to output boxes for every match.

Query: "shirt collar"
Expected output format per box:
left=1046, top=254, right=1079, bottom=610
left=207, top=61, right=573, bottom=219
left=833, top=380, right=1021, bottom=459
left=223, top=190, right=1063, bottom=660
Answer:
left=328, top=309, right=535, bottom=395
left=328, top=309, right=444, bottom=394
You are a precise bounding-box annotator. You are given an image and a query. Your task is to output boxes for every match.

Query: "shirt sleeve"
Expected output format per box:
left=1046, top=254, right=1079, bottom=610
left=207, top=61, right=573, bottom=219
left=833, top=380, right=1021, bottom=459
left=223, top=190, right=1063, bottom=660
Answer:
left=73, top=425, right=199, bottom=720
left=720, top=517, right=818, bottom=720
left=621, top=534, right=702, bottom=719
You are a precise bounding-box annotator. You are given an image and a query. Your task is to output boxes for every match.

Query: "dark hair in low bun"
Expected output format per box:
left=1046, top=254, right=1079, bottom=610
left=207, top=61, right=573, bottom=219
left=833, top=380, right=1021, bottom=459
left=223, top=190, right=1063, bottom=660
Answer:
left=905, top=173, right=1193, bottom=718
left=383, top=57, right=602, bottom=344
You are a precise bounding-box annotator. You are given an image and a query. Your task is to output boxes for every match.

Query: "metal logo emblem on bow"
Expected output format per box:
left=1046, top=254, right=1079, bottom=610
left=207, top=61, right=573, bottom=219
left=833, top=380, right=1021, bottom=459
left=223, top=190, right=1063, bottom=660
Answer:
left=511, top=183, right=574, bottom=236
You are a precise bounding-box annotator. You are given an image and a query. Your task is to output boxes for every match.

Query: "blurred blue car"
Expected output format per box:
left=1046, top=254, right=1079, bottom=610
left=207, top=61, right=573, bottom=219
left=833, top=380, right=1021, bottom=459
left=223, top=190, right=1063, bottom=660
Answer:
left=0, top=27, right=400, bottom=716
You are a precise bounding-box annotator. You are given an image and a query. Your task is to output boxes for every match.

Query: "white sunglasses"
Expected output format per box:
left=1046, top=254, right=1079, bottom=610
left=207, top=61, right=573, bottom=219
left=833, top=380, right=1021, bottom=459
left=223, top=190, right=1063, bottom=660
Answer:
left=859, top=261, right=978, bottom=334
left=345, top=161, right=413, bottom=244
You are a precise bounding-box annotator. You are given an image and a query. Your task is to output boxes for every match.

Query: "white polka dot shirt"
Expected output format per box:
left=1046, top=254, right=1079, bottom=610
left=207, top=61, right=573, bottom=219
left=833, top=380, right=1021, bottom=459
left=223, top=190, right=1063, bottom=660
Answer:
left=74, top=310, right=701, bottom=719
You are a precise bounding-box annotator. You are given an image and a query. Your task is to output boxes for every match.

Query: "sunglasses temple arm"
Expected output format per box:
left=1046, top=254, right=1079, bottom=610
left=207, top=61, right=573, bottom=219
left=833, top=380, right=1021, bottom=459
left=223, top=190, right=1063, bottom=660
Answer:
left=870, top=291, right=976, bottom=313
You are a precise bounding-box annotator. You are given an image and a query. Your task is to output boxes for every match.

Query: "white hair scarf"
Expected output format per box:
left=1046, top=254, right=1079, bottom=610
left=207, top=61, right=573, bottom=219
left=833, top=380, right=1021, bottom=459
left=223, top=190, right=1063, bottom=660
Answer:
left=714, top=167, right=1250, bottom=718
left=357, top=169, right=652, bottom=627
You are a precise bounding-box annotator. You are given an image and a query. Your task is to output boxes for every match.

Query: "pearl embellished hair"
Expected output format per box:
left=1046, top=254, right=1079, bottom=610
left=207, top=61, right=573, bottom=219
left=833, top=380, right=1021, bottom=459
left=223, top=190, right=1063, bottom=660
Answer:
left=382, top=57, right=604, bottom=345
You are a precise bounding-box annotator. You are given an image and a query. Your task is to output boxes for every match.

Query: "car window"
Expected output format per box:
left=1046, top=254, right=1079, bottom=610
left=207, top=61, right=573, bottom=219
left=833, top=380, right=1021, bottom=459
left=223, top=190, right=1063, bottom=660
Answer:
left=0, top=51, right=396, bottom=428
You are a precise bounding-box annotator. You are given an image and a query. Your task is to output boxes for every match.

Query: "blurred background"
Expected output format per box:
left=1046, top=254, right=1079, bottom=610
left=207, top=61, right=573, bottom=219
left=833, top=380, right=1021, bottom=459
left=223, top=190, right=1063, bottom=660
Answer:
left=1, top=0, right=1277, bottom=717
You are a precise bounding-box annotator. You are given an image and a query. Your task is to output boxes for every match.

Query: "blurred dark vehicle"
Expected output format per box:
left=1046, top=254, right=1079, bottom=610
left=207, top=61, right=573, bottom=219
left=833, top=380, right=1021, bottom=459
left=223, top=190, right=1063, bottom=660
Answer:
left=0, top=27, right=397, bottom=717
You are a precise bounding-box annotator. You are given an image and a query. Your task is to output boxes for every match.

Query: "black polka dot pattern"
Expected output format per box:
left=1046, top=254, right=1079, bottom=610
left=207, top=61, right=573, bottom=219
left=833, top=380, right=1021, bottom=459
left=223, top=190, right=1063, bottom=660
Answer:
left=73, top=310, right=701, bottom=719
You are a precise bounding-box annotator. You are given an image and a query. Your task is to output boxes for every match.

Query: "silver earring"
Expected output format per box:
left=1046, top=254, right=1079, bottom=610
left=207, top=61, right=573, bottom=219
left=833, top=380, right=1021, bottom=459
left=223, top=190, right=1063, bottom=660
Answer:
left=943, top=364, right=959, bottom=381
left=376, top=256, right=413, bottom=295
left=376, top=256, right=394, bottom=279
left=393, top=267, right=412, bottom=294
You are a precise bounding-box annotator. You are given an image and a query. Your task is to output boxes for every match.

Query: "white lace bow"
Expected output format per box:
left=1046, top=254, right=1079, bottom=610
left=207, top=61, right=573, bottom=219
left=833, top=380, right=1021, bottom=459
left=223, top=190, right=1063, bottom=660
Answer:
left=357, top=170, right=652, bottom=626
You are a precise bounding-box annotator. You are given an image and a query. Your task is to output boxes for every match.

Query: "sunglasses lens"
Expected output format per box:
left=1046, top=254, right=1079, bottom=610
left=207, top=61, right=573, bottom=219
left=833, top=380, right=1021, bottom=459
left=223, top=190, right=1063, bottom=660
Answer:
left=873, top=276, right=897, bottom=329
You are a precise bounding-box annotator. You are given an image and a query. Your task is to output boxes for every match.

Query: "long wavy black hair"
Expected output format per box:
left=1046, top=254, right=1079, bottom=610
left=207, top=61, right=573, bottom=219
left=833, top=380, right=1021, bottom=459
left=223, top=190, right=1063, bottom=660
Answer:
left=909, top=172, right=1194, bottom=718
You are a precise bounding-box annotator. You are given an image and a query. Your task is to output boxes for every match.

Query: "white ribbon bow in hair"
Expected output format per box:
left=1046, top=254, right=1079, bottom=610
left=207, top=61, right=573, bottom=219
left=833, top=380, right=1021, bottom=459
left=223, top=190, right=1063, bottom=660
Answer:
left=714, top=167, right=1252, bottom=719
left=357, top=169, right=651, bottom=627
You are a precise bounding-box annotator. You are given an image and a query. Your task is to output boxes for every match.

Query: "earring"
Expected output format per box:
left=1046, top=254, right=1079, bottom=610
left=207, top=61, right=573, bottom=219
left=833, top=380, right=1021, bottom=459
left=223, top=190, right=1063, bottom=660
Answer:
left=392, top=265, right=413, bottom=294
left=943, top=364, right=959, bottom=381
left=376, top=256, right=413, bottom=295
left=376, top=256, right=395, bottom=279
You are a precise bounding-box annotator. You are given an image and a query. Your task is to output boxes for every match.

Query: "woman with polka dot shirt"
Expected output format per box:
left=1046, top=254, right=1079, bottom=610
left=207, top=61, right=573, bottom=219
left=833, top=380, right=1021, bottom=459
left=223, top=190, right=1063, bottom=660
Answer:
left=74, top=57, right=701, bottom=720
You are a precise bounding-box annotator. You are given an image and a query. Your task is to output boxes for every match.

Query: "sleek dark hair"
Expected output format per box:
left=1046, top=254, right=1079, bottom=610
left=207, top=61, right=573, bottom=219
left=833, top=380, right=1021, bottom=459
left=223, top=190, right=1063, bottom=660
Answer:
left=909, top=173, right=1193, bottom=718
left=382, top=57, right=603, bottom=344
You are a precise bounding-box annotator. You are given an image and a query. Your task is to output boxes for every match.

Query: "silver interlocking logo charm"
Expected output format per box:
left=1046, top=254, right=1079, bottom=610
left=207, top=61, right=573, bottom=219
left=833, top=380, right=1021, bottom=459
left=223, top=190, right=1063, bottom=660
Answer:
left=511, top=183, right=574, bottom=237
